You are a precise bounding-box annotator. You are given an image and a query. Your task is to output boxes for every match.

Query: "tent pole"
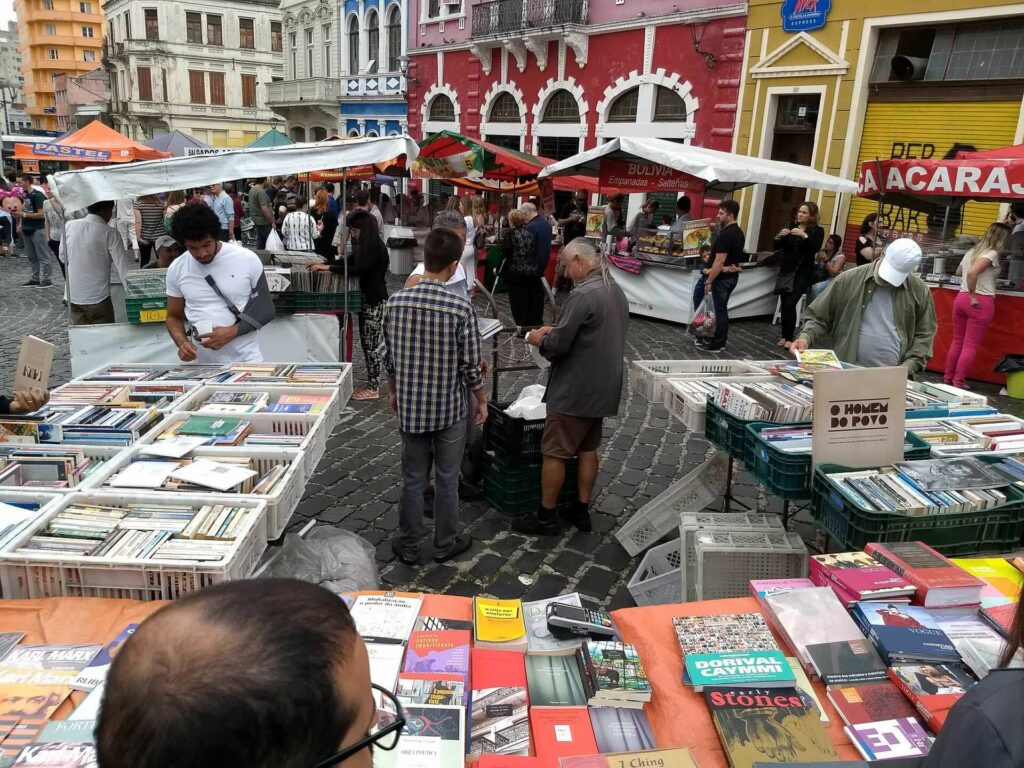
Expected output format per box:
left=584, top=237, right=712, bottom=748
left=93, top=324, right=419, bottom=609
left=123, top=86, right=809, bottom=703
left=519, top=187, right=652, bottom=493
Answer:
left=342, top=168, right=349, bottom=364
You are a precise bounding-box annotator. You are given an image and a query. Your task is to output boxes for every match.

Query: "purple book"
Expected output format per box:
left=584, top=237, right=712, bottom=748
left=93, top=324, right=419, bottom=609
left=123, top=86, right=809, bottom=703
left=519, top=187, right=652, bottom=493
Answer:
left=845, top=717, right=931, bottom=760
left=403, top=630, right=471, bottom=677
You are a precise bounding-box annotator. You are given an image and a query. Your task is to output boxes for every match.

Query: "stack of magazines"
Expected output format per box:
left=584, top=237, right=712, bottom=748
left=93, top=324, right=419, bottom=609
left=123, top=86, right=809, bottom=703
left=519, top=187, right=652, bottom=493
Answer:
left=714, top=382, right=814, bottom=422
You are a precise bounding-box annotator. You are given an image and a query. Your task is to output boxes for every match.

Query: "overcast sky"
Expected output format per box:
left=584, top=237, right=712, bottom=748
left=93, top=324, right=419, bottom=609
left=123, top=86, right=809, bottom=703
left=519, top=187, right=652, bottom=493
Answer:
left=1, top=0, right=14, bottom=29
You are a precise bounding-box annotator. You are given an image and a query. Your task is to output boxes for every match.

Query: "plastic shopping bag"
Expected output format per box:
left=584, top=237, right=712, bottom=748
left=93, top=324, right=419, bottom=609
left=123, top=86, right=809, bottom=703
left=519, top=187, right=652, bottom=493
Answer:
left=260, top=527, right=378, bottom=594
left=265, top=228, right=284, bottom=252
left=690, top=292, right=717, bottom=340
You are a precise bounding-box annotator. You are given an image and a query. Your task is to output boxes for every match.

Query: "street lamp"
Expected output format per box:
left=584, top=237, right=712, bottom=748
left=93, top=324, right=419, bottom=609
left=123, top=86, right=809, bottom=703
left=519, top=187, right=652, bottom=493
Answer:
left=397, top=55, right=418, bottom=86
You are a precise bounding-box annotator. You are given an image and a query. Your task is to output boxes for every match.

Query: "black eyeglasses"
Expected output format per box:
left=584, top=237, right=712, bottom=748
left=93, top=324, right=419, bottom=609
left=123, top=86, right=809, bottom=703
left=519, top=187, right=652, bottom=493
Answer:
left=312, top=684, right=406, bottom=768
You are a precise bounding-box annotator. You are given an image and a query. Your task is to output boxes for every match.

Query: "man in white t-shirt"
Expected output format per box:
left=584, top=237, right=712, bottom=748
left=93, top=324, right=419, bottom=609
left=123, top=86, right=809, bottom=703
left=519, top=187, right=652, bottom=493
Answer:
left=165, top=203, right=267, bottom=364
left=405, top=211, right=470, bottom=297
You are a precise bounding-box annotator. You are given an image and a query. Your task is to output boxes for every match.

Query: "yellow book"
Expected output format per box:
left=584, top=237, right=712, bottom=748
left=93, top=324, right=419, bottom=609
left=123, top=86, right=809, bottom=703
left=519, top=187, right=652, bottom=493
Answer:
left=473, top=597, right=527, bottom=650
left=952, top=558, right=1023, bottom=600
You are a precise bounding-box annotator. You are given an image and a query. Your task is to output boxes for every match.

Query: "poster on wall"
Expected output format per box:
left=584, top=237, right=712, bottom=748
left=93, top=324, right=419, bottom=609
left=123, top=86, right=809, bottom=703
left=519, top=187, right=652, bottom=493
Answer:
left=781, top=0, right=831, bottom=32
left=536, top=177, right=556, bottom=217
left=811, top=366, right=907, bottom=469
left=585, top=206, right=605, bottom=239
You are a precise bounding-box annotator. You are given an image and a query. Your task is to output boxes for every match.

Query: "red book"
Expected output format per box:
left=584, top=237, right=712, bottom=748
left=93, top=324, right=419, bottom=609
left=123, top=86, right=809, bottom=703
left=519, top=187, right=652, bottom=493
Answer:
left=478, top=757, right=543, bottom=768
left=865, top=542, right=983, bottom=608
left=529, top=707, right=599, bottom=768
left=809, top=564, right=862, bottom=607
left=981, top=603, right=1015, bottom=638
left=827, top=681, right=920, bottom=727
left=810, top=552, right=915, bottom=601
left=886, top=664, right=975, bottom=732
left=470, top=650, right=530, bottom=758
left=403, top=630, right=471, bottom=678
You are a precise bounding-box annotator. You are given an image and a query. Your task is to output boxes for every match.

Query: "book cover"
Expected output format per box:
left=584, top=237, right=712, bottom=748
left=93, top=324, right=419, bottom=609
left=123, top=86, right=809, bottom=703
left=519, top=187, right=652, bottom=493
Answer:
left=804, top=640, right=888, bottom=686
left=396, top=674, right=466, bottom=707
left=786, top=657, right=828, bottom=724
left=470, top=650, right=529, bottom=757
left=865, top=542, right=984, bottom=608
left=762, top=588, right=866, bottom=669
left=851, top=603, right=958, bottom=664
left=810, top=552, right=914, bottom=600
left=704, top=688, right=837, bottom=768
left=402, top=631, right=470, bottom=678
left=35, top=720, right=96, bottom=745
left=11, top=742, right=96, bottom=768
left=530, top=707, right=599, bottom=768
left=579, top=640, right=651, bottom=701
left=0, top=719, right=50, bottom=766
left=177, top=416, right=243, bottom=437
left=372, top=704, right=464, bottom=768
left=950, top=558, right=1022, bottom=603
left=523, top=594, right=584, bottom=653
left=748, top=578, right=815, bottom=600
left=349, top=594, right=423, bottom=644
left=559, top=749, right=699, bottom=768
left=887, top=663, right=975, bottom=732
left=525, top=653, right=588, bottom=707
left=981, top=603, right=1015, bottom=638
left=70, top=625, right=137, bottom=692
left=475, top=598, right=528, bottom=650
left=478, top=758, right=542, bottom=768
left=587, top=708, right=656, bottom=754
left=845, top=718, right=930, bottom=761
left=796, top=349, right=842, bottom=368
left=365, top=643, right=406, bottom=693
left=827, top=683, right=920, bottom=727
left=671, top=614, right=779, bottom=658
left=0, top=635, right=24, bottom=663
left=685, top=650, right=794, bottom=691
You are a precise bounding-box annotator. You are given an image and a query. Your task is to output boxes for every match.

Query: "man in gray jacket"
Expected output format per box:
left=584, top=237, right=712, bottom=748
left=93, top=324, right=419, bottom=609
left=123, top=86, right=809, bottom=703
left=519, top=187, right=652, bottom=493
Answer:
left=515, top=239, right=629, bottom=535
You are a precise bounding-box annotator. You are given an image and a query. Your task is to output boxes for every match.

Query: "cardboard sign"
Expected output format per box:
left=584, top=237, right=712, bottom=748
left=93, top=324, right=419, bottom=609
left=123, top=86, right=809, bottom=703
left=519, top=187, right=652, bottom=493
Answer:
left=812, top=366, right=907, bottom=469
left=598, top=158, right=703, bottom=193
left=13, top=336, right=54, bottom=392
left=537, top=176, right=556, bottom=216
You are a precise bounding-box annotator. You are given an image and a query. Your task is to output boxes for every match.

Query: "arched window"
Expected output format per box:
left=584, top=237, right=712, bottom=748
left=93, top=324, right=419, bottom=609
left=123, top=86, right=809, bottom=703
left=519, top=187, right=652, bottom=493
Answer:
left=489, top=92, right=520, bottom=123
left=542, top=90, right=580, bottom=123
left=608, top=87, right=639, bottom=122
left=311, top=126, right=328, bottom=141
left=348, top=129, right=361, bottom=137
left=366, top=10, right=379, bottom=74
left=290, top=126, right=306, bottom=142
left=386, top=5, right=401, bottom=73
left=347, top=15, right=359, bottom=74
left=429, top=94, right=456, bottom=122
left=367, top=130, right=379, bottom=138
left=653, top=86, right=687, bottom=121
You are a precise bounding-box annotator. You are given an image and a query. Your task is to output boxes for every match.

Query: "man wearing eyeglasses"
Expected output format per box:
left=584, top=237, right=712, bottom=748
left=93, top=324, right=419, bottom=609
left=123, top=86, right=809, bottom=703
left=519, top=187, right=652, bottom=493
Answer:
left=96, top=579, right=406, bottom=768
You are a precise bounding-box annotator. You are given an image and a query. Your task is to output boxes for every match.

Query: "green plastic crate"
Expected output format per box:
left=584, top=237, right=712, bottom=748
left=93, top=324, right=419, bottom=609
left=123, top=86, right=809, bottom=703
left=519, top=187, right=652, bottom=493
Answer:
left=274, top=291, right=363, bottom=314
left=746, top=424, right=932, bottom=501
left=703, top=398, right=759, bottom=461
left=810, top=456, right=1024, bottom=556
left=125, top=296, right=169, bottom=324
left=483, top=454, right=578, bottom=517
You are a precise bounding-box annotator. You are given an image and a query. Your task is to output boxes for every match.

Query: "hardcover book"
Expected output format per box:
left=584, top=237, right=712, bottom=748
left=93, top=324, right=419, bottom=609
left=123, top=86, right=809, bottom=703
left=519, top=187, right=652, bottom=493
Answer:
left=587, top=708, right=656, bottom=754
left=671, top=614, right=779, bottom=659
left=865, top=542, right=984, bottom=608
left=845, top=718, right=930, bottom=761
left=559, top=749, right=699, bottom=768
left=470, top=649, right=530, bottom=757
left=529, top=707, right=599, bottom=768
left=685, top=650, right=794, bottom=691
left=525, top=652, right=588, bottom=707
left=850, top=603, right=959, bottom=664
left=887, top=663, right=975, bottom=732
left=762, top=588, right=866, bottom=670
left=980, top=602, right=1015, bottom=638
left=577, top=640, right=651, bottom=705
left=810, top=552, right=915, bottom=601
left=704, top=687, right=837, bottom=768
left=372, top=704, right=465, bottom=768
left=827, top=683, right=920, bottom=727
left=402, top=631, right=470, bottom=678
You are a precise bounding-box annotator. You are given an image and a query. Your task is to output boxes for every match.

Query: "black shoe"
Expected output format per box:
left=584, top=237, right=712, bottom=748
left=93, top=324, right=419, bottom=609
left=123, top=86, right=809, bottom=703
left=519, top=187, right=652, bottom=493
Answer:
left=391, top=538, right=419, bottom=566
left=512, top=509, right=560, bottom=536
left=434, top=534, right=473, bottom=563
left=39, top=281, right=53, bottom=287
left=22, top=280, right=39, bottom=287
left=559, top=501, right=593, bottom=533
left=458, top=480, right=484, bottom=501
left=423, top=488, right=434, bottom=520
left=700, top=341, right=726, bottom=352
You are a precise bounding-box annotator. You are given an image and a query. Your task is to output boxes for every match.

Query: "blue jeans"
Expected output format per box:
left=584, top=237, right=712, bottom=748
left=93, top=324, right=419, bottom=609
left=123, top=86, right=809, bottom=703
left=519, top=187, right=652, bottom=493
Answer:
left=710, top=275, right=738, bottom=346
left=22, top=229, right=51, bottom=281
left=398, top=420, right=467, bottom=555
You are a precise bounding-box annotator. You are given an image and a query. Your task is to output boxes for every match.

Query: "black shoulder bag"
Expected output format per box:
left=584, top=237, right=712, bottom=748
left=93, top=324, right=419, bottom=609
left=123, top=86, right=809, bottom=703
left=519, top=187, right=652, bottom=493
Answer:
left=204, top=272, right=276, bottom=336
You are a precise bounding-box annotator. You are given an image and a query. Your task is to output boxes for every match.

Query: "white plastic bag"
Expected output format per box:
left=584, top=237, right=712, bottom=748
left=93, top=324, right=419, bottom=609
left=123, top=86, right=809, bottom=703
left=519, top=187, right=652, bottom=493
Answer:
left=690, top=292, right=717, bottom=340
left=264, top=228, right=284, bottom=252
left=261, top=527, right=379, bottom=594
left=506, top=384, right=547, bottom=420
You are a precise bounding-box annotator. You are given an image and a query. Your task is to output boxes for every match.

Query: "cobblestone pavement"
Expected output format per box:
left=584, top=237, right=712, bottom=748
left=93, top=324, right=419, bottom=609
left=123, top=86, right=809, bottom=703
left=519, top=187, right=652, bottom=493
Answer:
left=3, top=253, right=1022, bottom=609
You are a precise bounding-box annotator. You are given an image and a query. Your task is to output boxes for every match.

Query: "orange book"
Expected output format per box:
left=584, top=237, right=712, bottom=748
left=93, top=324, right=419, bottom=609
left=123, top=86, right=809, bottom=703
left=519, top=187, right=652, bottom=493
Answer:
left=529, top=707, right=598, bottom=768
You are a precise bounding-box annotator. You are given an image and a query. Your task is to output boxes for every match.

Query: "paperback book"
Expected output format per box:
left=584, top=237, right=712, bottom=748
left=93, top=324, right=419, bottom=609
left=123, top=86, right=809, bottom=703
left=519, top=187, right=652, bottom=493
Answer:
left=474, top=597, right=528, bottom=652
left=70, top=625, right=137, bottom=692
left=805, top=639, right=888, bottom=686
left=372, top=704, right=464, bottom=768
left=402, top=630, right=470, bottom=678
left=395, top=674, right=466, bottom=706
left=559, top=748, right=698, bottom=768
left=529, top=707, right=599, bottom=768
left=761, top=587, right=866, bottom=670
left=525, top=652, right=588, bottom=707
left=576, top=640, right=651, bottom=707
left=684, top=650, right=794, bottom=692
left=470, top=649, right=530, bottom=757
left=349, top=594, right=422, bottom=644
left=827, top=682, right=920, bottom=727
left=949, top=558, right=1022, bottom=606
left=845, top=718, right=931, bottom=761
left=887, top=663, right=976, bottom=732
left=588, top=708, right=657, bottom=754
left=671, top=614, right=780, bottom=659
left=850, top=602, right=959, bottom=664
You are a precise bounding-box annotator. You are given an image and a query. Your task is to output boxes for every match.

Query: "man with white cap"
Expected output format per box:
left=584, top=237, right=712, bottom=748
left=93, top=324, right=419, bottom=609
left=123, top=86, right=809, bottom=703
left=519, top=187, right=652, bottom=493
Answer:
left=790, top=237, right=937, bottom=375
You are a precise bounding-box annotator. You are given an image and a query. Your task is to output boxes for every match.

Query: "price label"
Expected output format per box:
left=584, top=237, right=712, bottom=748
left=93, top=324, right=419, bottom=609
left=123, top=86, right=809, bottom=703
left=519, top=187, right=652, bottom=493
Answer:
left=139, top=309, right=168, bottom=323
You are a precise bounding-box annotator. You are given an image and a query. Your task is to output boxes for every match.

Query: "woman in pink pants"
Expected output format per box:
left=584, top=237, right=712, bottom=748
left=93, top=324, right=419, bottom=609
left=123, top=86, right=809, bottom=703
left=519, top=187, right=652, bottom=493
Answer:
left=945, top=222, right=1011, bottom=387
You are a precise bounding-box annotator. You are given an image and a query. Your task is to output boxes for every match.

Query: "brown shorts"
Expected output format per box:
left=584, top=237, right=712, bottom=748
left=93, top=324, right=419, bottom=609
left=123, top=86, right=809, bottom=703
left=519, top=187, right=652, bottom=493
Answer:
left=541, top=411, right=603, bottom=460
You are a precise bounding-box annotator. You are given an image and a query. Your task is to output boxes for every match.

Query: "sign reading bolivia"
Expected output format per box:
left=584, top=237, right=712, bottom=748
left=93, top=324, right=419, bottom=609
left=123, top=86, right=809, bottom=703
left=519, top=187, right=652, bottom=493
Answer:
left=598, top=158, right=704, bottom=193
left=859, top=158, right=1024, bottom=200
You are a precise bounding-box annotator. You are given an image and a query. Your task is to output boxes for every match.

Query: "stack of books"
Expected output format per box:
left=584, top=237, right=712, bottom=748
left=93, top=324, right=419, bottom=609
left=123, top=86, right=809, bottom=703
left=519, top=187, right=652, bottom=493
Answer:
left=809, top=552, right=916, bottom=606
left=850, top=602, right=959, bottom=665
left=195, top=392, right=270, bottom=414
left=208, top=364, right=346, bottom=385
left=0, top=447, right=109, bottom=489
left=952, top=415, right=1024, bottom=450
left=156, top=416, right=251, bottom=447
left=47, top=383, right=191, bottom=410
left=713, top=382, right=814, bottom=422
left=105, top=456, right=279, bottom=495
left=83, top=365, right=225, bottom=382
left=577, top=640, right=652, bottom=708
left=33, top=406, right=163, bottom=447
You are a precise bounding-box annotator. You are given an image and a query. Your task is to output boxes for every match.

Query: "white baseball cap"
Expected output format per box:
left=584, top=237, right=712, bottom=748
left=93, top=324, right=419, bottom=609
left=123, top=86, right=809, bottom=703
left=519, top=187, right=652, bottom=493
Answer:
left=877, top=238, right=923, bottom=287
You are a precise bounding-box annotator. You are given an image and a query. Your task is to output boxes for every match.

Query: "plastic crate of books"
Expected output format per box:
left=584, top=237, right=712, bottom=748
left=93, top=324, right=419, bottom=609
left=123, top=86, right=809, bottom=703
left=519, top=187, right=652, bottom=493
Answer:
left=274, top=291, right=363, bottom=314
left=703, top=398, right=760, bottom=462
left=174, top=384, right=344, bottom=428
left=204, top=363, right=354, bottom=391
left=694, top=530, right=809, bottom=601
left=679, top=512, right=784, bottom=602
left=0, top=491, right=269, bottom=600
left=629, top=360, right=767, bottom=404
left=482, top=454, right=577, bottom=517
left=626, top=539, right=683, bottom=606
left=745, top=424, right=932, bottom=501
left=665, top=375, right=777, bottom=432
left=100, top=446, right=305, bottom=541
left=614, top=451, right=729, bottom=556
left=30, top=407, right=166, bottom=449
left=138, top=412, right=326, bottom=476
left=123, top=269, right=170, bottom=324
left=0, top=445, right=125, bottom=493
left=811, top=460, right=1024, bottom=556
left=483, top=402, right=547, bottom=468
left=74, top=364, right=227, bottom=385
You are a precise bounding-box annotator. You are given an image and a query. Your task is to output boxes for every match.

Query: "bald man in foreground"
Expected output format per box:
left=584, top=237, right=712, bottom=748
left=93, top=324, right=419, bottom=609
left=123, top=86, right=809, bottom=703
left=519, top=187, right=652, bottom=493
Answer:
left=97, top=579, right=402, bottom=768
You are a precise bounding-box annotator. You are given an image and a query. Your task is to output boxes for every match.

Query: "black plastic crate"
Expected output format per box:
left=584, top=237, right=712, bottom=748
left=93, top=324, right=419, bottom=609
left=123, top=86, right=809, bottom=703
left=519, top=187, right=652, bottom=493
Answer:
left=811, top=458, right=1024, bottom=556
left=483, top=402, right=545, bottom=467
left=483, top=454, right=578, bottom=517
left=703, top=398, right=755, bottom=461
left=274, top=291, right=363, bottom=314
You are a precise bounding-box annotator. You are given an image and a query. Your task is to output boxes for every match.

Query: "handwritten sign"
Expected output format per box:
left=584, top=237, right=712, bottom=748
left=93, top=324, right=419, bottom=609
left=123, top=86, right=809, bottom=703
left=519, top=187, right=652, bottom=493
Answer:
left=598, top=158, right=703, bottom=193
left=14, top=336, right=54, bottom=392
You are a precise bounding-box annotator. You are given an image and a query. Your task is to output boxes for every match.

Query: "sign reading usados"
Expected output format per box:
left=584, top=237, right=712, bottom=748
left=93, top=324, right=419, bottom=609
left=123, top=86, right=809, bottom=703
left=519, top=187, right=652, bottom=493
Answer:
left=859, top=159, right=1024, bottom=198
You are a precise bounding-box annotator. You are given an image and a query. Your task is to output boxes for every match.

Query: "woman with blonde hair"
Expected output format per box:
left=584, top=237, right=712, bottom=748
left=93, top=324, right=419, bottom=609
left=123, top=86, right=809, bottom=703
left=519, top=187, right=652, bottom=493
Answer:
left=944, top=221, right=1011, bottom=388
left=458, top=195, right=479, bottom=285
left=163, top=190, right=186, bottom=234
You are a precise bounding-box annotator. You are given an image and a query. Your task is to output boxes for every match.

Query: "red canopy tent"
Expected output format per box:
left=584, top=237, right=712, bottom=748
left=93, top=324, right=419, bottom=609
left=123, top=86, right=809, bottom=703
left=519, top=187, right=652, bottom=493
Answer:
left=957, top=144, right=1024, bottom=161
left=858, top=155, right=1024, bottom=208
left=13, top=120, right=171, bottom=164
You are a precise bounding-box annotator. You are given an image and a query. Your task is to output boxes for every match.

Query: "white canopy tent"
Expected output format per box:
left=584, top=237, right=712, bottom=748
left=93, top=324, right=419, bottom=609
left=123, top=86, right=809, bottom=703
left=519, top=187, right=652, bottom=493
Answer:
left=50, top=135, right=419, bottom=211
left=537, top=136, right=858, bottom=194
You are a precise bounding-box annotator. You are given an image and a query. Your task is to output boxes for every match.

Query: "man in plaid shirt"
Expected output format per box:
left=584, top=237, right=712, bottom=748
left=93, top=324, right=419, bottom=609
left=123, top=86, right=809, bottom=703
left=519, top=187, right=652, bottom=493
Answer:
left=383, top=228, right=488, bottom=564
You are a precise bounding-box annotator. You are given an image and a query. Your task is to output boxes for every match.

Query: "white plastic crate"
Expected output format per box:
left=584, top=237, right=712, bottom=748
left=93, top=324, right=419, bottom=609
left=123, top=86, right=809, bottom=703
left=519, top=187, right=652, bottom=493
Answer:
left=679, top=512, right=784, bottom=602
left=626, top=539, right=683, bottom=606
left=138, top=412, right=326, bottom=475
left=0, top=446, right=125, bottom=493
left=0, top=491, right=269, bottom=601
left=48, top=382, right=201, bottom=413
left=694, top=530, right=808, bottom=601
left=614, top=451, right=729, bottom=556
left=100, top=446, right=306, bottom=541
left=207, top=363, right=354, bottom=393
left=74, top=363, right=225, bottom=385
left=664, top=375, right=778, bottom=432
left=629, top=360, right=767, bottom=404
left=173, top=384, right=343, bottom=429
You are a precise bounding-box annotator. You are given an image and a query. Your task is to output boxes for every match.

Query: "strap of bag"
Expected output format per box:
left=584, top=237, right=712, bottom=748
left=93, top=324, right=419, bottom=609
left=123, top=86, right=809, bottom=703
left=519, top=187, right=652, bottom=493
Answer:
left=204, top=274, right=265, bottom=331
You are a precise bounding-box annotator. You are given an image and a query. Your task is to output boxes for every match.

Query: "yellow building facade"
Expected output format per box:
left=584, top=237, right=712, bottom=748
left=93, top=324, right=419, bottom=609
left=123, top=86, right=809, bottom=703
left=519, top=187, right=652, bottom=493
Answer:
left=733, top=0, right=1024, bottom=254
left=15, top=0, right=105, bottom=131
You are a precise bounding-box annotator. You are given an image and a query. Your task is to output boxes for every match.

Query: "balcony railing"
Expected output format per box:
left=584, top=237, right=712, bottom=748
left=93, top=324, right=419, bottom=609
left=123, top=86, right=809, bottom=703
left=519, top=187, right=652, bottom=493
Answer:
left=472, top=0, right=588, bottom=37
left=265, top=78, right=340, bottom=106
left=344, top=73, right=406, bottom=97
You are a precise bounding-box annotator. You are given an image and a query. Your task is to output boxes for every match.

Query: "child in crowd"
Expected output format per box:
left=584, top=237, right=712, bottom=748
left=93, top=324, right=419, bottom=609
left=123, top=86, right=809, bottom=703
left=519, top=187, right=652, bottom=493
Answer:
left=692, top=244, right=712, bottom=312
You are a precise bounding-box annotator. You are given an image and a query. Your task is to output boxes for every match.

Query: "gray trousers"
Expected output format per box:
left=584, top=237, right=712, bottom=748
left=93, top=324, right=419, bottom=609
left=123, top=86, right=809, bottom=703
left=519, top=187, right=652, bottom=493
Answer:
left=22, top=229, right=51, bottom=281
left=398, top=420, right=467, bottom=554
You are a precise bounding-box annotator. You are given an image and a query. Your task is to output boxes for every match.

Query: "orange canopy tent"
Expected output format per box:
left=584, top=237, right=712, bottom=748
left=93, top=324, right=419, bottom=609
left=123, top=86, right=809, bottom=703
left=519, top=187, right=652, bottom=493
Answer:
left=13, top=120, right=171, bottom=164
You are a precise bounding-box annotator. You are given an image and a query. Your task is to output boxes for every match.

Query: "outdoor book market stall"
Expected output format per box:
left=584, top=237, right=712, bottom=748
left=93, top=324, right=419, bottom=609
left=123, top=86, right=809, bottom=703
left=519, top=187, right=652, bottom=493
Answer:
left=539, top=137, right=860, bottom=325
left=858, top=144, right=1024, bottom=385
left=48, top=135, right=419, bottom=376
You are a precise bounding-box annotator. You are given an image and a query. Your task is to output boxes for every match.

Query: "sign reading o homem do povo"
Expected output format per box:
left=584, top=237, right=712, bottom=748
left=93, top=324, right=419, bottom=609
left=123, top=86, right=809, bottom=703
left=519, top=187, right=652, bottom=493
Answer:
left=781, top=0, right=831, bottom=33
